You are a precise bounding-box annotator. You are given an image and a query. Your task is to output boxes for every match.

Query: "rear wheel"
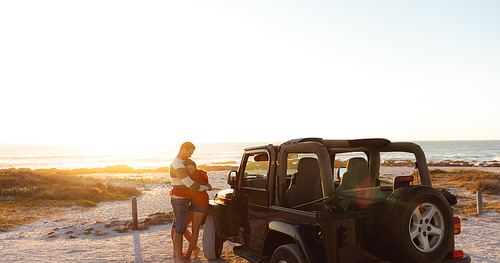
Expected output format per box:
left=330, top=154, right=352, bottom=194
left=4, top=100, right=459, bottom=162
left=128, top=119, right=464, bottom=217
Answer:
left=202, top=214, right=224, bottom=259
left=409, top=202, right=445, bottom=253
left=271, top=244, right=305, bottom=263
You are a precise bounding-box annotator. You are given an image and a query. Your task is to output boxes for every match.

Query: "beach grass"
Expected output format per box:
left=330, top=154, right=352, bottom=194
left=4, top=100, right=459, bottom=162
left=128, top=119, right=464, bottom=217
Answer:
left=453, top=200, right=500, bottom=216
left=429, top=169, right=500, bottom=194
left=33, top=165, right=169, bottom=175
left=32, top=163, right=238, bottom=175
left=428, top=169, right=500, bottom=215
left=0, top=168, right=143, bottom=230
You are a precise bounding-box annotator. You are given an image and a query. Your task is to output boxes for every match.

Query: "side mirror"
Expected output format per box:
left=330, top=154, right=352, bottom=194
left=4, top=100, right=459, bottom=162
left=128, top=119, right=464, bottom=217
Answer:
left=227, top=170, right=237, bottom=186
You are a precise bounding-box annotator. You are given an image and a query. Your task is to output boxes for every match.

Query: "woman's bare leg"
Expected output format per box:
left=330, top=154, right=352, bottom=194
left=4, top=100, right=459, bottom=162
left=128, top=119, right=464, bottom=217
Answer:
left=183, top=211, right=193, bottom=242
left=184, top=211, right=204, bottom=260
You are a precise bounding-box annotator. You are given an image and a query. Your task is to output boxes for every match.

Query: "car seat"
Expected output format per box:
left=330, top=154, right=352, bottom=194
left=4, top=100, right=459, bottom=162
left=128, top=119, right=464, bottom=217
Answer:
left=285, top=157, right=323, bottom=209
left=336, top=157, right=373, bottom=192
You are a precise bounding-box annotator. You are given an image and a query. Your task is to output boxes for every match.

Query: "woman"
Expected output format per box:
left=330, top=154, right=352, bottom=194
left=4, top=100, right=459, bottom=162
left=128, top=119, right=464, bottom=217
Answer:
left=174, top=159, right=209, bottom=261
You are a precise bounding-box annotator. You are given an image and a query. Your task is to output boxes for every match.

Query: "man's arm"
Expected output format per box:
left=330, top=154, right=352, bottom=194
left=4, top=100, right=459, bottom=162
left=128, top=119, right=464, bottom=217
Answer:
left=176, top=168, right=209, bottom=191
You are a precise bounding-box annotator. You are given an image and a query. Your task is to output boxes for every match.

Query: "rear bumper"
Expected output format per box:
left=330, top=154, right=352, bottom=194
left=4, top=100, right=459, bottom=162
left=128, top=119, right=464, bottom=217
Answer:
left=442, top=253, right=471, bottom=263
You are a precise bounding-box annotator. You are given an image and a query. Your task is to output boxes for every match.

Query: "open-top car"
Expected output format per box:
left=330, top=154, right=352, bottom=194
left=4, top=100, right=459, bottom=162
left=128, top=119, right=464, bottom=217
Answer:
left=202, top=138, right=471, bottom=263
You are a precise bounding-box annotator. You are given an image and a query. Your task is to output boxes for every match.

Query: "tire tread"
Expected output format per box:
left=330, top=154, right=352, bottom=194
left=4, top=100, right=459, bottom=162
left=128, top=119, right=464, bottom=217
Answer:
left=203, top=214, right=223, bottom=259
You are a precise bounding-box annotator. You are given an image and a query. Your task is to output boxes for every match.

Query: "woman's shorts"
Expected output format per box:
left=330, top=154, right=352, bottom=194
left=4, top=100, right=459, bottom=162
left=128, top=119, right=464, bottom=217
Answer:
left=189, top=202, right=207, bottom=214
left=171, top=197, right=190, bottom=234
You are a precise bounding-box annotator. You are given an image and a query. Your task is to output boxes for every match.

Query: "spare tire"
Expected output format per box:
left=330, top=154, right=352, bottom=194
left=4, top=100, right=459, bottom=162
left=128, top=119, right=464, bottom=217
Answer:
left=378, top=185, right=454, bottom=263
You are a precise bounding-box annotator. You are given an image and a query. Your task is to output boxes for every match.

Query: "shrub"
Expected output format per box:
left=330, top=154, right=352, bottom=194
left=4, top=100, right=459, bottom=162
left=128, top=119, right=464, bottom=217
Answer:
left=465, top=179, right=500, bottom=194
left=1, top=168, right=143, bottom=229
left=75, top=199, right=98, bottom=207
left=430, top=169, right=448, bottom=175
left=35, top=189, right=58, bottom=200
left=454, top=200, right=500, bottom=216
left=91, top=188, right=103, bottom=195
left=449, top=169, right=500, bottom=182
left=1, top=169, right=141, bottom=202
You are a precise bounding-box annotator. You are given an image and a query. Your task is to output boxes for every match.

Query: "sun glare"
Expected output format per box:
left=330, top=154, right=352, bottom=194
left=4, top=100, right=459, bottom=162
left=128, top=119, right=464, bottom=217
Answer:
left=82, top=140, right=163, bottom=156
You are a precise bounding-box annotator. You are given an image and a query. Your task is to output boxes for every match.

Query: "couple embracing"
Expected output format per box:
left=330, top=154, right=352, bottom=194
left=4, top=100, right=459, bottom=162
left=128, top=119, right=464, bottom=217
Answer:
left=170, top=142, right=212, bottom=262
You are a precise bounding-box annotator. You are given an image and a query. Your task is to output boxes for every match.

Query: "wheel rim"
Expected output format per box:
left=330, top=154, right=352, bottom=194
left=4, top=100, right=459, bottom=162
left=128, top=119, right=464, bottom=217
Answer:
left=409, top=202, right=445, bottom=253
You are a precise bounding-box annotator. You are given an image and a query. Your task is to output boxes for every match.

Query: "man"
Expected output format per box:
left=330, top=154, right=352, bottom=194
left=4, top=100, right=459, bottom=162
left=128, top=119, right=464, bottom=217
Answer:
left=170, top=142, right=211, bottom=262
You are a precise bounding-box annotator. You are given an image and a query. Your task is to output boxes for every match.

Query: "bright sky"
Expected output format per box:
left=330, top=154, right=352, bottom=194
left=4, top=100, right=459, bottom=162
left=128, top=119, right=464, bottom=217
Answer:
left=1, top=1, right=499, bottom=149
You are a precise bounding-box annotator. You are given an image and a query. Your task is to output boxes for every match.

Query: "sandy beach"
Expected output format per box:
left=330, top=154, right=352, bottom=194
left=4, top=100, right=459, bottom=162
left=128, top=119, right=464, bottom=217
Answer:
left=1, top=167, right=500, bottom=262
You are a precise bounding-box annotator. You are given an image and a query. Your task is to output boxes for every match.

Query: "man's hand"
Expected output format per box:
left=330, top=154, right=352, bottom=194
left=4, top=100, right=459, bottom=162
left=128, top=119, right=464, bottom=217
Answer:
left=207, top=183, right=212, bottom=191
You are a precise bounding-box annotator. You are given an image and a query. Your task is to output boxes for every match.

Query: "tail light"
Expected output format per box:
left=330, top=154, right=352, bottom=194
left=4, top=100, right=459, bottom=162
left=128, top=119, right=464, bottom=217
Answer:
left=454, top=217, right=461, bottom=235
left=448, top=250, right=464, bottom=259
left=393, top=176, right=414, bottom=190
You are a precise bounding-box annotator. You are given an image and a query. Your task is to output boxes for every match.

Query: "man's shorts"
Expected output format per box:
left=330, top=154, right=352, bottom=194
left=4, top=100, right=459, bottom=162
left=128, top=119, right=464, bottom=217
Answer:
left=189, top=202, right=207, bottom=214
left=171, top=197, right=190, bottom=234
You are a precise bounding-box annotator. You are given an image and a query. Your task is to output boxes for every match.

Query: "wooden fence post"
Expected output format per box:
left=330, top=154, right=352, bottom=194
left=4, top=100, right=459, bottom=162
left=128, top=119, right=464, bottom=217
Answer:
left=477, top=191, right=483, bottom=216
left=132, top=197, right=138, bottom=230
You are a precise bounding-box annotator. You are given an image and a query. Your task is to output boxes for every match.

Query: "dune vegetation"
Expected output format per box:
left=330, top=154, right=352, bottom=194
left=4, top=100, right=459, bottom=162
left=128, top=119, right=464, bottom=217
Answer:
left=429, top=169, right=500, bottom=194
left=0, top=168, right=143, bottom=230
left=427, top=169, right=500, bottom=216
left=33, top=165, right=168, bottom=175
left=32, top=164, right=238, bottom=175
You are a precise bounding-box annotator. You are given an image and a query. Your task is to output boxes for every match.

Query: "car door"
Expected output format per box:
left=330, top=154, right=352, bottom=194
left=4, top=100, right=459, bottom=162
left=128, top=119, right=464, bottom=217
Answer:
left=236, top=149, right=269, bottom=252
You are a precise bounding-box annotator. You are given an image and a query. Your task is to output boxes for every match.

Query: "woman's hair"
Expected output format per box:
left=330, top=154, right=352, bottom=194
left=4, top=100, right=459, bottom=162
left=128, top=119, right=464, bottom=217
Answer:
left=184, top=158, right=197, bottom=168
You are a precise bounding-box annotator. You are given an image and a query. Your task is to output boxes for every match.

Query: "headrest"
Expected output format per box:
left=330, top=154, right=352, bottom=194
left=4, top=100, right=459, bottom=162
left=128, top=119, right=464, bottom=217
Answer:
left=346, top=157, right=368, bottom=173
left=297, top=157, right=319, bottom=172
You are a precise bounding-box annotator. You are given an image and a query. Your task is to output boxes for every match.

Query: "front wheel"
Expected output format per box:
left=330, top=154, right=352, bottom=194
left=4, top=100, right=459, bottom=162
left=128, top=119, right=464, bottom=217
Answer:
left=271, top=244, right=305, bottom=263
left=202, top=214, right=224, bottom=259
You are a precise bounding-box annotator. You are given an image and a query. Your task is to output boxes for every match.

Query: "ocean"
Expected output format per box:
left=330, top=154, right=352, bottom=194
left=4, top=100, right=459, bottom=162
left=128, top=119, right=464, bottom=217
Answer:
left=1, top=140, right=499, bottom=170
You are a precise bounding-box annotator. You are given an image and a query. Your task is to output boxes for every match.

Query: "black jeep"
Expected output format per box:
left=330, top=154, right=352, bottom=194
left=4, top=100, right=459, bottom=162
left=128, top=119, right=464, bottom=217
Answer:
left=202, top=138, right=471, bottom=263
